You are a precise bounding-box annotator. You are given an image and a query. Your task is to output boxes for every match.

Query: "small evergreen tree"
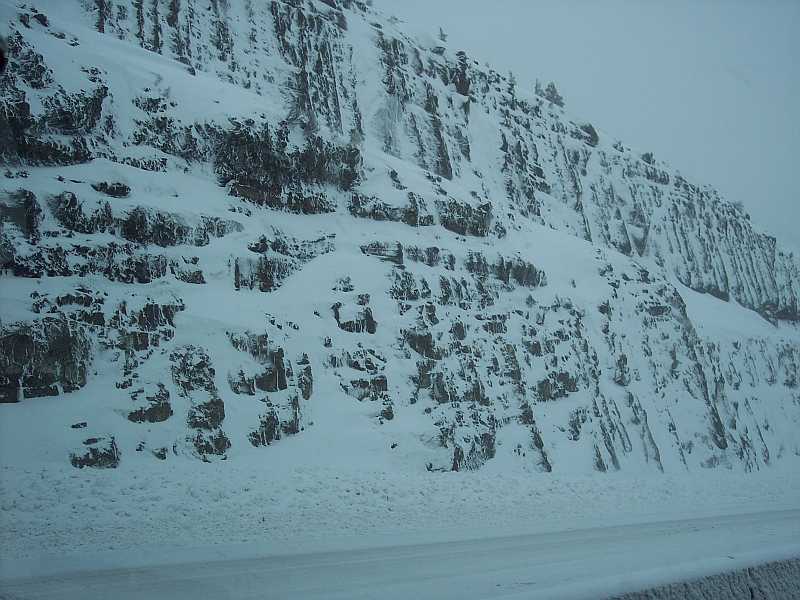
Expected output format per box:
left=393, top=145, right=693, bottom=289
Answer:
left=507, top=71, right=517, bottom=97
left=505, top=71, right=517, bottom=110
left=544, top=81, right=564, bottom=107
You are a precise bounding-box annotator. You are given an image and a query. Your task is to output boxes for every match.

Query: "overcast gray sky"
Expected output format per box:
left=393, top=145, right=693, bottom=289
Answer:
left=374, top=0, right=799, bottom=252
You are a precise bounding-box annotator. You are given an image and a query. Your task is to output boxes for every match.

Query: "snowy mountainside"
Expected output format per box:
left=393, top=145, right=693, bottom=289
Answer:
left=1, top=0, right=799, bottom=477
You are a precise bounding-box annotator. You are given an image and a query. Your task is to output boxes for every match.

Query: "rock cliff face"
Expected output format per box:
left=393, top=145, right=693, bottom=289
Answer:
left=1, top=0, right=798, bottom=474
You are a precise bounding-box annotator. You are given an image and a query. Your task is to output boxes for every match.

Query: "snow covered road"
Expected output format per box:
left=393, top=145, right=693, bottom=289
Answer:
left=1, top=509, right=798, bottom=600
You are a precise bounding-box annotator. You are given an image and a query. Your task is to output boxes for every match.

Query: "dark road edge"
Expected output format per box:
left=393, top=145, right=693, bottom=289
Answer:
left=609, top=557, right=800, bottom=600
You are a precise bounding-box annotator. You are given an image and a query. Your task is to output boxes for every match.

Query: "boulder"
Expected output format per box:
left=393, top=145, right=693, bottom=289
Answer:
left=70, top=436, right=120, bottom=469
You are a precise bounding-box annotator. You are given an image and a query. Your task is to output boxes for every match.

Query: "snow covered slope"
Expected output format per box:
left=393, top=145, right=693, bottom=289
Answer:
left=1, top=0, right=799, bottom=491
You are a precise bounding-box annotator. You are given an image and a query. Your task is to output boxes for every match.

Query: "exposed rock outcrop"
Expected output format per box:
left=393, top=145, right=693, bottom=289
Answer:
left=0, top=0, right=797, bottom=477
left=0, top=317, right=90, bottom=402
left=70, top=435, right=120, bottom=469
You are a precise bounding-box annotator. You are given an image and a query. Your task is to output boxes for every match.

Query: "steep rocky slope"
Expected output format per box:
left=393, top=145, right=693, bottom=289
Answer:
left=1, top=0, right=798, bottom=477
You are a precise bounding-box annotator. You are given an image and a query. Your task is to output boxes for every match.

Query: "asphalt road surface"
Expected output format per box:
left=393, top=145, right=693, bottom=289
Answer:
left=1, top=509, right=798, bottom=599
